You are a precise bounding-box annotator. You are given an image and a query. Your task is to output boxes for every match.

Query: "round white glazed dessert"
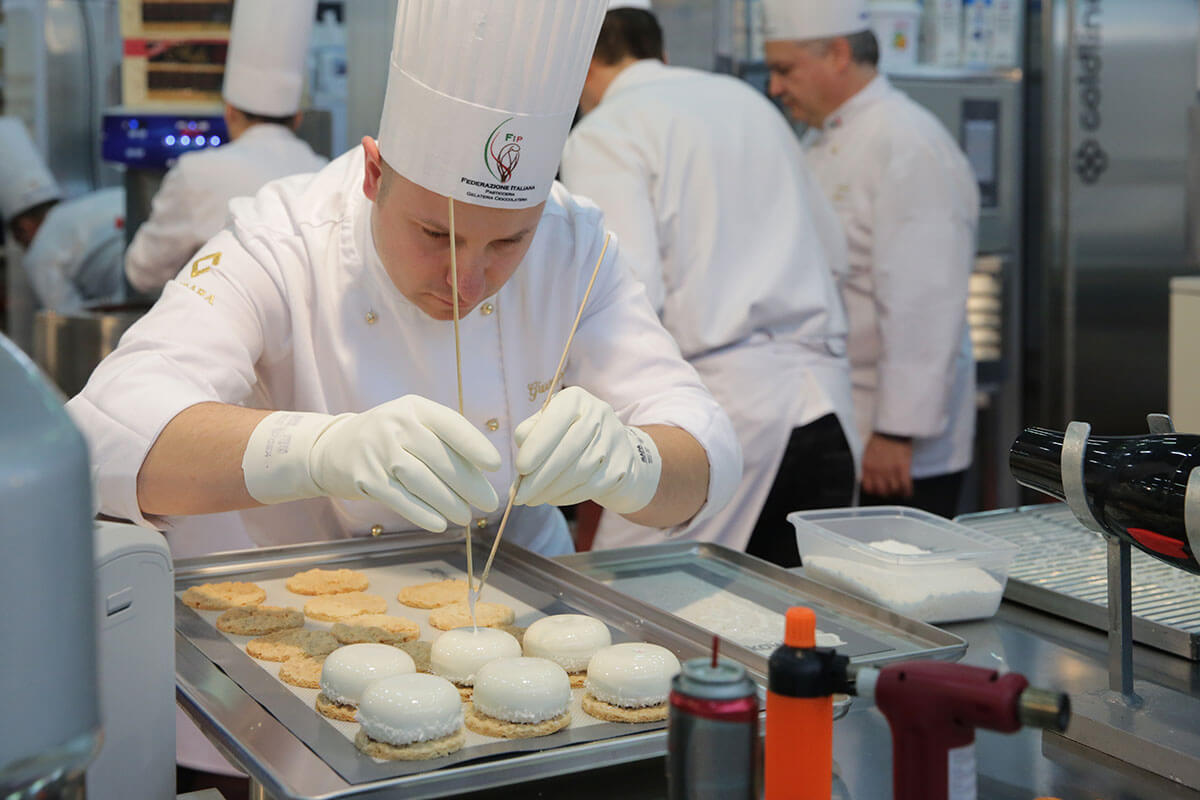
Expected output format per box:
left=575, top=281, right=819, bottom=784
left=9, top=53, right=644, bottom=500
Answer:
left=585, top=643, right=681, bottom=708
left=431, top=627, right=522, bottom=685
left=357, top=673, right=464, bottom=745
left=319, top=643, right=416, bottom=707
left=471, top=657, right=571, bottom=723
left=521, top=614, right=612, bottom=673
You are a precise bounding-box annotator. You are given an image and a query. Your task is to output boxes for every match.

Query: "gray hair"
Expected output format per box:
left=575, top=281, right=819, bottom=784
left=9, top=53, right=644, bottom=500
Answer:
left=806, top=29, right=879, bottom=68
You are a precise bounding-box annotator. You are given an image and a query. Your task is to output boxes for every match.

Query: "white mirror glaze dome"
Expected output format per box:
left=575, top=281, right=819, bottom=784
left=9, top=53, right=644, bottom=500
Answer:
left=357, top=673, right=464, bottom=746
left=471, top=657, right=571, bottom=723
left=522, top=614, right=612, bottom=672
left=319, top=643, right=416, bottom=706
left=431, top=627, right=522, bottom=685
left=585, top=643, right=681, bottom=708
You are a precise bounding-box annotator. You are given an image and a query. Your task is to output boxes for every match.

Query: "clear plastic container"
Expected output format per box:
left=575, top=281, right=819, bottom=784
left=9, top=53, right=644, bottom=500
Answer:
left=788, top=506, right=1019, bottom=624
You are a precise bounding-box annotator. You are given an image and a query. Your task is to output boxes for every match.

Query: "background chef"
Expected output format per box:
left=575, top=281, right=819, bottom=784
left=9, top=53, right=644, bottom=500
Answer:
left=762, top=0, right=979, bottom=517
left=0, top=117, right=125, bottom=312
left=560, top=0, right=857, bottom=567
left=123, top=0, right=328, bottom=298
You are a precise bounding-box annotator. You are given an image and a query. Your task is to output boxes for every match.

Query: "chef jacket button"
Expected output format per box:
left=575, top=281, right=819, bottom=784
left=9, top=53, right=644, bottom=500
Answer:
left=480, top=302, right=494, bottom=316
left=370, top=524, right=384, bottom=537
left=365, top=310, right=378, bottom=325
left=475, top=518, right=488, bottom=530
left=486, top=418, right=500, bottom=432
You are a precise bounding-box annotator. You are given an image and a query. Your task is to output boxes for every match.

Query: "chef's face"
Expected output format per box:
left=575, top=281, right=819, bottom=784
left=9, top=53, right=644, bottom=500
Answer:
left=363, top=139, right=543, bottom=321
left=765, top=40, right=840, bottom=127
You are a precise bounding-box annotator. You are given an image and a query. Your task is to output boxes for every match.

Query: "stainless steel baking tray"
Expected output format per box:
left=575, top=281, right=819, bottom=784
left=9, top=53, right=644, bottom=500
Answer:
left=174, top=535, right=725, bottom=800
left=957, top=504, right=1200, bottom=660
left=556, top=541, right=967, bottom=681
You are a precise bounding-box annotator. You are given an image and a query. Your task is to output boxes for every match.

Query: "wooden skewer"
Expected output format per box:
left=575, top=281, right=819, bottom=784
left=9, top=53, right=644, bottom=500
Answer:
left=448, top=197, right=476, bottom=606
left=473, top=233, right=612, bottom=599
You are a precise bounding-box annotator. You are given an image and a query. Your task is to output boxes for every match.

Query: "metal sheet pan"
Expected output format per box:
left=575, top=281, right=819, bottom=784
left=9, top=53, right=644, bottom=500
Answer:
left=556, top=541, right=967, bottom=682
left=173, top=536, right=723, bottom=799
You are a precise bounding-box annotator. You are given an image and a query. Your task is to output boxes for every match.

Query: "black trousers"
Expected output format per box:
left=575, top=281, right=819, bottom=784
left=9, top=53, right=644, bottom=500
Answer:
left=744, top=414, right=856, bottom=568
left=860, top=470, right=967, bottom=519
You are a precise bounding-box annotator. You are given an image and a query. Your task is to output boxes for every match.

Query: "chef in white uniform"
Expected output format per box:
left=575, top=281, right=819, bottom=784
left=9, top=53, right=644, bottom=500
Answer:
left=71, top=0, right=739, bottom=784
left=0, top=117, right=126, bottom=312
left=761, top=0, right=979, bottom=517
left=123, top=0, right=327, bottom=297
left=560, top=0, right=858, bottom=565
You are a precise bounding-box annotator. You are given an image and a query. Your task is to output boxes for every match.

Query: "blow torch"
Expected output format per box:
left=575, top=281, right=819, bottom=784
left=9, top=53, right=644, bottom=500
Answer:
left=853, top=661, right=1071, bottom=800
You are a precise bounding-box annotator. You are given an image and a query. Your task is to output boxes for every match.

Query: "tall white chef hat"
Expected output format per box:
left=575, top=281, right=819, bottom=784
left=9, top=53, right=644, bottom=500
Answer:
left=222, top=0, right=318, bottom=117
left=377, top=0, right=607, bottom=210
left=0, top=117, right=61, bottom=225
left=761, top=0, right=870, bottom=42
left=607, top=0, right=653, bottom=10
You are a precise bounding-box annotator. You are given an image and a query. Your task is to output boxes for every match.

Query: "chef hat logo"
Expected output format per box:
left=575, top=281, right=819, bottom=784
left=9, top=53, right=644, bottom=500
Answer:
left=486, top=118, right=524, bottom=184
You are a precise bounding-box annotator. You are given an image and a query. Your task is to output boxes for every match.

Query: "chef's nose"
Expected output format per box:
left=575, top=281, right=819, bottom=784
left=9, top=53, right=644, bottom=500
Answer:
left=767, top=73, right=783, bottom=98
left=448, top=256, right=487, bottom=305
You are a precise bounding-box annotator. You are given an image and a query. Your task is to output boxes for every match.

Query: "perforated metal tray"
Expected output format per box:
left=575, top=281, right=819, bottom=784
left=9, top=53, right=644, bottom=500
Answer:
left=957, top=504, right=1200, bottom=660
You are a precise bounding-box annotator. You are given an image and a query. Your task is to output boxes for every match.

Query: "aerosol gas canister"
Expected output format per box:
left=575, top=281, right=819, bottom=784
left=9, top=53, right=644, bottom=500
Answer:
left=667, top=638, right=759, bottom=799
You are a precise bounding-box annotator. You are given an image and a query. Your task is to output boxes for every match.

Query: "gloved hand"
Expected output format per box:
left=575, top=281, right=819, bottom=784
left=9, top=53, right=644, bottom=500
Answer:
left=242, top=396, right=501, bottom=532
left=513, top=386, right=661, bottom=513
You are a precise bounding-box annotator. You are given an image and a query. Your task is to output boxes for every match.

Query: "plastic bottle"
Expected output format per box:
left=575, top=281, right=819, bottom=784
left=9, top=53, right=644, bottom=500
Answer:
left=765, top=607, right=849, bottom=800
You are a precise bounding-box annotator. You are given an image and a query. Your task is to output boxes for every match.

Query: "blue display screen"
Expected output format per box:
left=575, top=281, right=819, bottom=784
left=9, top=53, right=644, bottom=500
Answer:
left=102, top=112, right=230, bottom=168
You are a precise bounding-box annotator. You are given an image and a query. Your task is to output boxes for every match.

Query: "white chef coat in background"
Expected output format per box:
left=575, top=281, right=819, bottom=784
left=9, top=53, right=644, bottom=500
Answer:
left=23, top=187, right=126, bottom=313
left=804, top=76, right=978, bottom=480
left=561, top=60, right=858, bottom=552
left=67, top=146, right=741, bottom=556
left=124, top=124, right=327, bottom=295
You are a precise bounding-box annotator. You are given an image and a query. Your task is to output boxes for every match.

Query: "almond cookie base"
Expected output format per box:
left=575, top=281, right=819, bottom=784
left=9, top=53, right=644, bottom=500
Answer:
left=354, top=728, right=465, bottom=761
left=330, top=614, right=420, bottom=645
left=216, top=605, right=303, bottom=635
left=278, top=654, right=327, bottom=689
left=303, top=592, right=388, bottom=622
left=397, top=640, right=433, bottom=673
left=396, top=579, right=469, bottom=609
left=315, top=692, right=358, bottom=722
left=580, top=693, right=668, bottom=723
left=464, top=704, right=571, bottom=739
left=286, top=567, right=369, bottom=595
left=182, top=581, right=266, bottom=610
left=428, top=601, right=515, bottom=631
left=246, top=629, right=340, bottom=662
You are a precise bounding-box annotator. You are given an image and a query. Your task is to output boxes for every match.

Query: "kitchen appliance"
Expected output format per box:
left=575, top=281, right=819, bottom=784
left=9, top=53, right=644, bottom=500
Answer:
left=101, top=105, right=228, bottom=244
left=1028, top=0, right=1199, bottom=436
left=88, top=521, right=174, bottom=800
left=0, top=333, right=99, bottom=798
left=1002, top=414, right=1200, bottom=789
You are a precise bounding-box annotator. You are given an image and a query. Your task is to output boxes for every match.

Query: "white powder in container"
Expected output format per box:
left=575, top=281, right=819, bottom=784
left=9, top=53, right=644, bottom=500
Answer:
left=802, top=539, right=1004, bottom=623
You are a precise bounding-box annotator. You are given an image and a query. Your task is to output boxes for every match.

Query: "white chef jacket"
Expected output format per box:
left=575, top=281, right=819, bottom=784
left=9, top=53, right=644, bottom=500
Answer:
left=803, top=76, right=978, bottom=479
left=124, top=123, right=327, bottom=294
left=67, top=145, right=741, bottom=557
left=561, top=60, right=858, bottom=551
left=23, top=187, right=126, bottom=313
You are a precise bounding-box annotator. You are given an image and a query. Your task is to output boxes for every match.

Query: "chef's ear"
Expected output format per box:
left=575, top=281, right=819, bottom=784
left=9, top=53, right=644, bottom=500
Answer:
left=362, top=137, right=384, bottom=204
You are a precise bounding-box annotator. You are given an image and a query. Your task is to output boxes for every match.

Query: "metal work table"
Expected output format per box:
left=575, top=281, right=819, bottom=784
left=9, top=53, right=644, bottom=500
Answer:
left=179, top=541, right=1200, bottom=799
left=458, top=601, right=1200, bottom=799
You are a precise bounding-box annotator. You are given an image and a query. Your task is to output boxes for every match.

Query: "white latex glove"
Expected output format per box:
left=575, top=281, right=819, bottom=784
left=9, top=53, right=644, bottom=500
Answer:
left=513, top=386, right=662, bottom=513
left=242, top=396, right=501, bottom=532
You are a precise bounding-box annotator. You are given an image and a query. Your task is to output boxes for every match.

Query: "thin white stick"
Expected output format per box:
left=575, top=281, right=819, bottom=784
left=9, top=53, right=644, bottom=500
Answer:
left=473, top=233, right=612, bottom=597
left=449, top=198, right=476, bottom=605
